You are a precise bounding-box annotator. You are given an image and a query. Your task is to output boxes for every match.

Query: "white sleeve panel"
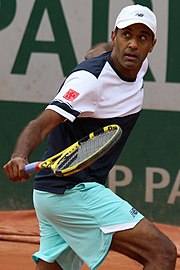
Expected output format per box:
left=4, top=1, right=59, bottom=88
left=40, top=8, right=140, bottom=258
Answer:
left=54, top=70, right=100, bottom=113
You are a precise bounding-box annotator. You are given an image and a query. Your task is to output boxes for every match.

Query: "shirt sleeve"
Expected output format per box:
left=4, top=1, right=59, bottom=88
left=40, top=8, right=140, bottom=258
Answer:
left=46, top=70, right=100, bottom=122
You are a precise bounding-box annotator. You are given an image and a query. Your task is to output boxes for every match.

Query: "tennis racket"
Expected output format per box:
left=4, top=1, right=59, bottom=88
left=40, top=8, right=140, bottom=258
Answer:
left=25, top=124, right=122, bottom=177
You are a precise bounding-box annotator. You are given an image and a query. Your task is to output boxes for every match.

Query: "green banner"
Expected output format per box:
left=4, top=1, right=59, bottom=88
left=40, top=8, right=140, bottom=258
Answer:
left=0, top=1, right=179, bottom=226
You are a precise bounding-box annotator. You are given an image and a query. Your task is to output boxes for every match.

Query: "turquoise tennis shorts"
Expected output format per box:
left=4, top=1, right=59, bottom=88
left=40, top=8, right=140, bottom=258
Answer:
left=32, top=182, right=144, bottom=270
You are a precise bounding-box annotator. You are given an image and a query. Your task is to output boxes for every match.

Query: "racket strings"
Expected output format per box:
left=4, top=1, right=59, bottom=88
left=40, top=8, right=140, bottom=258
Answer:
left=56, top=130, right=116, bottom=171
left=55, top=150, right=78, bottom=172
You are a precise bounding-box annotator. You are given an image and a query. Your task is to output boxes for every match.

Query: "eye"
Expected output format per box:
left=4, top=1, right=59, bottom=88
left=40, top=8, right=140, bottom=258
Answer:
left=123, top=31, right=131, bottom=39
left=139, top=35, right=148, bottom=41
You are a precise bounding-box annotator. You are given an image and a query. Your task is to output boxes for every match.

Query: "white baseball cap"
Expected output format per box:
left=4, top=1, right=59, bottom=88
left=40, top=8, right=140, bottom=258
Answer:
left=114, top=4, right=157, bottom=38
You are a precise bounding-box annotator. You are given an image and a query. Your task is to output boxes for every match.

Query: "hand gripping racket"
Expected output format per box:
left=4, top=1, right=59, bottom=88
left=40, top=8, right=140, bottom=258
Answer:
left=25, top=124, right=122, bottom=177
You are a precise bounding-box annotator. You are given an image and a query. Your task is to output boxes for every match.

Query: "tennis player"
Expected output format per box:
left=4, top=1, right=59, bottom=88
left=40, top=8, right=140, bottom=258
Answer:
left=3, top=4, right=177, bottom=270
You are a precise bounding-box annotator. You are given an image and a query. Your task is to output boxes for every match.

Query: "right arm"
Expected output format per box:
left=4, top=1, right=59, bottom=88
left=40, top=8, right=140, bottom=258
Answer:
left=3, top=109, right=65, bottom=182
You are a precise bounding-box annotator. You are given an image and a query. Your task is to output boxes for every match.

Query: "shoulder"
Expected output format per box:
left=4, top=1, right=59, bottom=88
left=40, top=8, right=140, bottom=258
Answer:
left=72, top=51, right=111, bottom=78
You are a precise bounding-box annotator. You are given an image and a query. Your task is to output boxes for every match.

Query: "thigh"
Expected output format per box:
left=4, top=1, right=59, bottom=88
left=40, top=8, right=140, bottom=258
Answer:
left=110, top=218, right=172, bottom=264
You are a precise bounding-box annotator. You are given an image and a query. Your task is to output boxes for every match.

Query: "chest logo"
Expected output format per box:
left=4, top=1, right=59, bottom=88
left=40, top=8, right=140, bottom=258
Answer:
left=63, top=89, right=80, bottom=101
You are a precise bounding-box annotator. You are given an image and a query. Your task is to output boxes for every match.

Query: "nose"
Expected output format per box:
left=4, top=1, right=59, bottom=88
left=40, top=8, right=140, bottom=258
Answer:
left=128, top=38, right=138, bottom=49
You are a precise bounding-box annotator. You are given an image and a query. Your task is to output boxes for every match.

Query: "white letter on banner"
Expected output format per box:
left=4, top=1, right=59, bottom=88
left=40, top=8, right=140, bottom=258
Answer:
left=108, top=165, right=132, bottom=193
left=145, top=167, right=170, bottom=202
left=168, top=170, right=180, bottom=204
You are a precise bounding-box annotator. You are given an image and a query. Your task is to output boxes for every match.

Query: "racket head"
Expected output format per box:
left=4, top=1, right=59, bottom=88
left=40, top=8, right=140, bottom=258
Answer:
left=51, top=124, right=122, bottom=177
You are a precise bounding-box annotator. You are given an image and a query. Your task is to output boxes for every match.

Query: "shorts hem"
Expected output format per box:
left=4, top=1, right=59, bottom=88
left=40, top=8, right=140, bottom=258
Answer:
left=32, top=253, right=55, bottom=264
left=87, top=233, right=112, bottom=270
left=90, top=248, right=110, bottom=270
left=100, top=217, right=144, bottom=234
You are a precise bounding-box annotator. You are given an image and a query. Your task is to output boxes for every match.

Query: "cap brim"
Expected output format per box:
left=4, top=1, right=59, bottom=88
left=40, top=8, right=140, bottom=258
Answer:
left=116, top=19, right=156, bottom=37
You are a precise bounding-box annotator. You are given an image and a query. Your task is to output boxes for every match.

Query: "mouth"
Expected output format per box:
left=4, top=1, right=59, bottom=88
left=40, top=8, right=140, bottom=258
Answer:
left=124, top=53, right=138, bottom=61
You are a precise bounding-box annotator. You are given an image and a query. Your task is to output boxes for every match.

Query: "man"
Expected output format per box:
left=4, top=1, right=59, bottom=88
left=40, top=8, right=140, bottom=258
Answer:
left=3, top=4, right=177, bottom=270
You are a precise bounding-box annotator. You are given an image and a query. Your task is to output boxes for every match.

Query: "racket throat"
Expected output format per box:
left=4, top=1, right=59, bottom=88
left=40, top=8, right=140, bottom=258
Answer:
left=52, top=149, right=78, bottom=175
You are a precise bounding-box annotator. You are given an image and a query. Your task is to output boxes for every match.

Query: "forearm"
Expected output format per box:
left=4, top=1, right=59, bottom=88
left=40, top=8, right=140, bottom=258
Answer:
left=11, top=109, right=65, bottom=161
left=3, top=110, right=64, bottom=182
left=11, top=119, right=46, bottom=161
left=2, top=119, right=43, bottom=182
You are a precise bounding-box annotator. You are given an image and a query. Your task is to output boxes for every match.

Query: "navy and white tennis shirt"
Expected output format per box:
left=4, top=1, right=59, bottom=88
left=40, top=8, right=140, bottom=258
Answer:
left=34, top=51, right=148, bottom=194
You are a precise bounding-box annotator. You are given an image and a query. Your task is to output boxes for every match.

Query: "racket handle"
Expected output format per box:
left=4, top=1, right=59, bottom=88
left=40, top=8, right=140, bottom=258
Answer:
left=25, top=162, right=41, bottom=174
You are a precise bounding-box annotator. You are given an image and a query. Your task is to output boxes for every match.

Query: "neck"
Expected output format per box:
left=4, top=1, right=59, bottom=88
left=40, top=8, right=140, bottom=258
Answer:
left=110, top=53, right=140, bottom=81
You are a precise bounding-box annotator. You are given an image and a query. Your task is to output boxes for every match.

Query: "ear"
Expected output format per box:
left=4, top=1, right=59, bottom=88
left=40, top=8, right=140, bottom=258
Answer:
left=149, top=38, right=157, bottom=53
left=111, top=31, right=116, bottom=46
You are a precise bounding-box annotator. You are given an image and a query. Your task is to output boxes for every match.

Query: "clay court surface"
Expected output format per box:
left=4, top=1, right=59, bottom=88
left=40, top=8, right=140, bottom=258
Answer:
left=0, top=210, right=179, bottom=269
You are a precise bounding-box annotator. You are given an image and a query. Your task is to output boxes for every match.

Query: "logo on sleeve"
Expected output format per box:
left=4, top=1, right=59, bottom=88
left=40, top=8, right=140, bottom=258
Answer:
left=63, top=89, right=80, bottom=101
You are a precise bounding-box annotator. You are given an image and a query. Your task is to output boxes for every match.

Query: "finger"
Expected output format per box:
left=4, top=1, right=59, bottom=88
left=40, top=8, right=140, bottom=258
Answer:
left=3, top=160, right=29, bottom=182
left=3, top=163, right=14, bottom=180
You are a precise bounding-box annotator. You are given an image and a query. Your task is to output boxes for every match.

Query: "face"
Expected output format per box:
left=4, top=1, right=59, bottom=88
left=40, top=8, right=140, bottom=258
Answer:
left=111, top=23, right=156, bottom=79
